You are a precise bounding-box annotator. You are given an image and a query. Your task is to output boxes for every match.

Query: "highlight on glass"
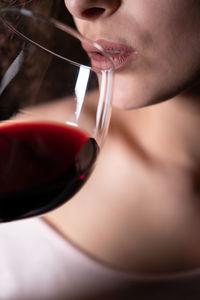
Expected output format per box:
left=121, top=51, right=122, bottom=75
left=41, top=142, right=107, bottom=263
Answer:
left=0, top=8, right=113, bottom=222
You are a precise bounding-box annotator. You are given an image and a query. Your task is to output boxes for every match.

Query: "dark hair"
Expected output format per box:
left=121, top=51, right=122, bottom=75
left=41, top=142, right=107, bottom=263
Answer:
left=0, top=0, right=63, bottom=74
left=0, top=0, right=76, bottom=120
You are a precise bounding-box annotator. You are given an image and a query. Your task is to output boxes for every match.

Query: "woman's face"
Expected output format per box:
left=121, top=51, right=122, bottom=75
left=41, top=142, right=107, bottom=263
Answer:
left=65, top=0, right=200, bottom=109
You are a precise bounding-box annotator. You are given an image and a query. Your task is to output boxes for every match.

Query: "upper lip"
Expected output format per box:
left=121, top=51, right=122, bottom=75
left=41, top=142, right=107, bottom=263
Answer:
left=82, top=39, right=136, bottom=70
left=96, top=39, right=134, bottom=55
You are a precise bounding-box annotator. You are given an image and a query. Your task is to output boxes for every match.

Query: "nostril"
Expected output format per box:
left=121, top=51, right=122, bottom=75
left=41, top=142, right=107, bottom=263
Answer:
left=82, top=7, right=105, bottom=19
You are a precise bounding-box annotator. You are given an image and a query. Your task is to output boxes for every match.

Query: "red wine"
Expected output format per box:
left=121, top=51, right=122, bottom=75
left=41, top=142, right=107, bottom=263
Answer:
left=0, top=121, right=98, bottom=222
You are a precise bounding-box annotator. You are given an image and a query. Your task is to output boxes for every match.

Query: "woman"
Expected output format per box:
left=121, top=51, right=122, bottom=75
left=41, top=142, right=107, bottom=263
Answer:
left=46, top=0, right=200, bottom=292
left=47, top=0, right=200, bottom=272
left=1, top=0, right=200, bottom=299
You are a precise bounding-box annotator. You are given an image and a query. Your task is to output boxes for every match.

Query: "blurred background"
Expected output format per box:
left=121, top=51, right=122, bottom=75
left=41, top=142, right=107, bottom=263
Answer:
left=0, top=0, right=86, bottom=121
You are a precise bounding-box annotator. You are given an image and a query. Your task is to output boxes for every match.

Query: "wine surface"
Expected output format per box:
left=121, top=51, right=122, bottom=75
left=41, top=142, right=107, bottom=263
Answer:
left=0, top=121, right=98, bottom=222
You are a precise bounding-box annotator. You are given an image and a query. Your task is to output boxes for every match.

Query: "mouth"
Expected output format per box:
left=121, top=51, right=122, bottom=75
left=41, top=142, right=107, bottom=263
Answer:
left=82, top=39, right=137, bottom=71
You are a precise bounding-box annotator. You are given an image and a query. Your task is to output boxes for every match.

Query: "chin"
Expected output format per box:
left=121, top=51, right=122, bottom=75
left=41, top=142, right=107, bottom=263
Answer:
left=111, top=71, right=196, bottom=110
left=111, top=74, right=160, bottom=110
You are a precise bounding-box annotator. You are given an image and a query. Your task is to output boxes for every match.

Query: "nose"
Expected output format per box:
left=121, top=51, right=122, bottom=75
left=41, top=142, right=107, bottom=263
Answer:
left=65, top=0, right=121, bottom=20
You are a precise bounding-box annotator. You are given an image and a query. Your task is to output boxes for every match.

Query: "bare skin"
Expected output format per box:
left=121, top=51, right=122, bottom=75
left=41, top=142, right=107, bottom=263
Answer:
left=45, top=90, right=200, bottom=274
left=45, top=0, right=200, bottom=274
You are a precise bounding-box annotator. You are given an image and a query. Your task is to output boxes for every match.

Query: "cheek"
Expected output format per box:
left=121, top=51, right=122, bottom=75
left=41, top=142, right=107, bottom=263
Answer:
left=113, top=18, right=200, bottom=109
left=113, top=1, right=200, bottom=109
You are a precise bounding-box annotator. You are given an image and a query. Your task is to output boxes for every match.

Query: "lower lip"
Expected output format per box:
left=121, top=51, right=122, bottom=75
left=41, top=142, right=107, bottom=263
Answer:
left=89, top=51, right=134, bottom=71
left=90, top=41, right=136, bottom=71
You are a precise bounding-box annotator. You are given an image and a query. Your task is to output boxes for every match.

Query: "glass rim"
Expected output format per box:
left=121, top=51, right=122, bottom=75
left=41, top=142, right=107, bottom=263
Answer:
left=0, top=7, right=114, bottom=73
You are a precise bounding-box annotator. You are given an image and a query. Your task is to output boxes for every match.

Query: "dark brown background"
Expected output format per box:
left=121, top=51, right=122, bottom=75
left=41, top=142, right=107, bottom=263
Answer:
left=0, top=0, right=78, bottom=120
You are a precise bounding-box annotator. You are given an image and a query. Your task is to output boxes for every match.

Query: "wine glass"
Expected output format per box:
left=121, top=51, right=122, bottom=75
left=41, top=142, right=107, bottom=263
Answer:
left=0, top=8, right=113, bottom=222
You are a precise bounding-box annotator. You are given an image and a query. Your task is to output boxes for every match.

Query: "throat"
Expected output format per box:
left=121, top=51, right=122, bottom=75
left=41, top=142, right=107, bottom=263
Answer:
left=134, top=97, right=200, bottom=168
left=43, top=100, right=200, bottom=274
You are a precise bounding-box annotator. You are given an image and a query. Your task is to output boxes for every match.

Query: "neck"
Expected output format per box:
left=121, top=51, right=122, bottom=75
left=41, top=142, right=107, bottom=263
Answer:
left=134, top=88, right=200, bottom=168
left=45, top=86, right=200, bottom=274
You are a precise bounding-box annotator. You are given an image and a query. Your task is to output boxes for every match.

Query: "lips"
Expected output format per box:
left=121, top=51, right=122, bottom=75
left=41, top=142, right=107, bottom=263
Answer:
left=82, top=39, right=136, bottom=70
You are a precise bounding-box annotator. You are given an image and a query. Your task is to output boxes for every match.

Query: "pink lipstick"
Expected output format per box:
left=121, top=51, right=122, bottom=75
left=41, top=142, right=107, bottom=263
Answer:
left=82, top=39, right=136, bottom=70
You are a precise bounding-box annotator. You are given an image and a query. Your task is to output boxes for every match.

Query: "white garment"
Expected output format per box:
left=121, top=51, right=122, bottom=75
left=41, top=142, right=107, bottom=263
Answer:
left=0, top=218, right=200, bottom=300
